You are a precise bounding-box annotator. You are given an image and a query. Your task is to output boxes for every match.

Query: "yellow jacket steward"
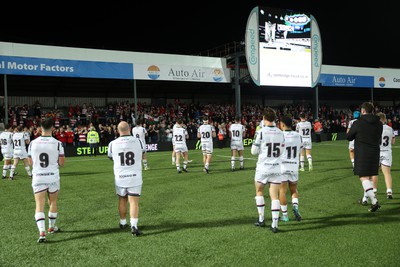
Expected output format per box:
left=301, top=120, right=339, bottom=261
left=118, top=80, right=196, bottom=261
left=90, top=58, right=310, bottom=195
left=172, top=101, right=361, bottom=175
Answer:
left=87, top=129, right=100, bottom=144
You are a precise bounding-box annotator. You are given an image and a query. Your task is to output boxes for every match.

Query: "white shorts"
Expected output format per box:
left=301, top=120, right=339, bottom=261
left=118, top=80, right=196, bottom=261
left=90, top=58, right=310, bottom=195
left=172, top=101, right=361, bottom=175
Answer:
left=230, top=141, right=244, bottom=151
left=32, top=181, right=60, bottom=194
left=1, top=151, right=13, bottom=160
left=201, top=142, right=213, bottom=154
left=174, top=144, right=188, bottom=153
left=115, top=184, right=142, bottom=197
left=254, top=169, right=281, bottom=185
left=13, top=150, right=28, bottom=159
left=281, top=172, right=299, bottom=183
left=302, top=138, right=312, bottom=150
left=348, top=140, right=355, bottom=150
left=380, top=150, right=392, bottom=167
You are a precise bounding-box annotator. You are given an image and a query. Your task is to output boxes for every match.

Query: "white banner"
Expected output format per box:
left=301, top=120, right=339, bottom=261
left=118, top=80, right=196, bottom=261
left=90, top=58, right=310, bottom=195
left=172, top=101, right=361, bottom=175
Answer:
left=134, top=64, right=230, bottom=83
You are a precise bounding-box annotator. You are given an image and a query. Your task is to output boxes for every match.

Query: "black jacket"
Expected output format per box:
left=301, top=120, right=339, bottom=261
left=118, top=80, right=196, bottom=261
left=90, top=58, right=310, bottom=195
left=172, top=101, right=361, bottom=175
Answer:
left=347, top=114, right=383, bottom=176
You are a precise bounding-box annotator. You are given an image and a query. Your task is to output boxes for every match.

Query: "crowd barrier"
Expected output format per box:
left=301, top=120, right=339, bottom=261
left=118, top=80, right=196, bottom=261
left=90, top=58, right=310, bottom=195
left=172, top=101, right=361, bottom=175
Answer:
left=0, top=133, right=348, bottom=160
left=63, top=132, right=348, bottom=157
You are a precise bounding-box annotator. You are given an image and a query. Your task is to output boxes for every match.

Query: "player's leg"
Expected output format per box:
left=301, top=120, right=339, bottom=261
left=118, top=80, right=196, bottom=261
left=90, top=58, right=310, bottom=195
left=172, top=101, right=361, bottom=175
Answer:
left=176, top=151, right=182, bottom=173
left=299, top=149, right=305, bottom=171
left=9, top=158, right=19, bottom=180
left=171, top=145, right=176, bottom=165
left=254, top=179, right=266, bottom=227
left=381, top=165, right=393, bottom=199
left=349, top=148, right=355, bottom=169
left=47, top=187, right=60, bottom=233
left=269, top=182, right=280, bottom=232
left=238, top=149, right=244, bottom=170
left=306, top=149, right=312, bottom=171
left=182, top=151, right=188, bottom=172
left=279, top=180, right=289, bottom=222
left=231, top=149, right=236, bottom=171
left=142, top=152, right=149, bottom=170
left=2, top=158, right=11, bottom=179
left=23, top=158, right=32, bottom=177
left=360, top=177, right=380, bottom=212
left=34, top=188, right=48, bottom=242
left=118, top=191, right=128, bottom=229
left=128, top=186, right=142, bottom=236
left=289, top=182, right=301, bottom=221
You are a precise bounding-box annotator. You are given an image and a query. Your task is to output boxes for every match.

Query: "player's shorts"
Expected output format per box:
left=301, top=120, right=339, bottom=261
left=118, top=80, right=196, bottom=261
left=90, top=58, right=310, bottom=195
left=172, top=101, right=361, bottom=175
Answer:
left=254, top=168, right=281, bottom=184
left=13, top=150, right=28, bottom=159
left=230, top=141, right=244, bottom=151
left=115, top=184, right=142, bottom=197
left=201, top=142, right=213, bottom=154
left=1, top=151, right=13, bottom=160
left=302, top=138, right=312, bottom=150
left=174, top=144, right=188, bottom=153
left=281, top=172, right=299, bottom=183
left=379, top=150, right=392, bottom=167
left=348, top=140, right=355, bottom=150
left=32, top=181, right=60, bottom=194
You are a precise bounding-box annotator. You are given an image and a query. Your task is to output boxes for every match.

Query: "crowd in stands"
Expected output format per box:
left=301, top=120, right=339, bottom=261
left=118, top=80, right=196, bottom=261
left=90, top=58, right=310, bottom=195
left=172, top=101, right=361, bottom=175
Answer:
left=3, top=100, right=400, bottom=146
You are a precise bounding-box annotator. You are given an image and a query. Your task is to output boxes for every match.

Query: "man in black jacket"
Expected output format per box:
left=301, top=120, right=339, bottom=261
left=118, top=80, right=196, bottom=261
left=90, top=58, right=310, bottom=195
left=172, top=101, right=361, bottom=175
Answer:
left=347, top=102, right=382, bottom=212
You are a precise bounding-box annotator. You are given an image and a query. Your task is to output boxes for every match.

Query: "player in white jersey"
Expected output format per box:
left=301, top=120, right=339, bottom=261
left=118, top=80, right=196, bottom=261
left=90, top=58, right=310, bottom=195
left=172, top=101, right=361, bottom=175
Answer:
left=197, top=116, right=216, bottom=174
left=10, top=125, right=32, bottom=179
left=295, top=112, right=313, bottom=171
left=172, top=118, right=189, bottom=173
left=171, top=121, right=179, bottom=165
left=131, top=119, right=149, bottom=170
left=0, top=124, right=15, bottom=179
left=108, top=121, right=144, bottom=236
left=347, top=110, right=360, bottom=169
left=279, top=116, right=303, bottom=222
left=229, top=116, right=246, bottom=171
left=28, top=118, right=65, bottom=243
left=251, top=107, right=284, bottom=233
left=372, top=113, right=395, bottom=200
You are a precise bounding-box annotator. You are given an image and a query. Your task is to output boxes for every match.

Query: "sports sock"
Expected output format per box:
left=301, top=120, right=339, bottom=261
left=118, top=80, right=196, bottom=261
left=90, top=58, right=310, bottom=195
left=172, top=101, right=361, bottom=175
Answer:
left=120, top=218, right=127, bottom=226
left=130, top=218, right=138, bottom=228
left=239, top=156, right=244, bottom=168
left=143, top=160, right=148, bottom=168
left=231, top=156, right=235, bottom=168
left=48, top=212, right=57, bottom=228
left=271, top=199, right=280, bottom=228
left=362, top=180, right=377, bottom=205
left=300, top=156, right=305, bottom=168
left=255, top=196, right=265, bottom=222
left=183, top=161, right=187, bottom=170
left=292, top=198, right=299, bottom=209
left=35, top=212, right=46, bottom=233
left=280, top=204, right=288, bottom=217
left=25, top=166, right=32, bottom=176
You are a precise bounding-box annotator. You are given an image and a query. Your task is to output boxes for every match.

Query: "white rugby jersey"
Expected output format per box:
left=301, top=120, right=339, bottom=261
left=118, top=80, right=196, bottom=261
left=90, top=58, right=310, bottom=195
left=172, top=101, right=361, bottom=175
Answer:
left=12, top=131, right=29, bottom=154
left=0, top=131, right=14, bottom=155
left=281, top=130, right=303, bottom=174
left=172, top=126, right=188, bottom=146
left=347, top=119, right=357, bottom=130
left=198, top=124, right=215, bottom=143
left=230, top=123, right=245, bottom=143
left=28, top=136, right=64, bottom=183
left=132, top=126, right=147, bottom=144
left=380, top=124, right=395, bottom=152
left=253, top=125, right=285, bottom=170
left=108, top=135, right=144, bottom=188
left=296, top=120, right=312, bottom=139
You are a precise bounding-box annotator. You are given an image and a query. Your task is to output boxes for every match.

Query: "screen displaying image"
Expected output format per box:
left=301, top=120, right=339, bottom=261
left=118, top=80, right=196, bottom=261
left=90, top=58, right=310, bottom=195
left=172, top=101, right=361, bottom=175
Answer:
left=258, top=7, right=312, bottom=87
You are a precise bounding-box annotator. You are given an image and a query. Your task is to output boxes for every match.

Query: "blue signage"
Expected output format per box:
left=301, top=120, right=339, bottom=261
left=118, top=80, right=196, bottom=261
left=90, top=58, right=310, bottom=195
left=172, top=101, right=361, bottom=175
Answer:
left=0, top=56, right=133, bottom=79
left=319, top=74, right=374, bottom=88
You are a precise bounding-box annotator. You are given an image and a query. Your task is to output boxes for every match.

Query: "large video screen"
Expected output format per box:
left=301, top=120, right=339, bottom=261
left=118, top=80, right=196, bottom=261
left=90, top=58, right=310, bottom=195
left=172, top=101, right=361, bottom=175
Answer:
left=257, top=7, right=312, bottom=87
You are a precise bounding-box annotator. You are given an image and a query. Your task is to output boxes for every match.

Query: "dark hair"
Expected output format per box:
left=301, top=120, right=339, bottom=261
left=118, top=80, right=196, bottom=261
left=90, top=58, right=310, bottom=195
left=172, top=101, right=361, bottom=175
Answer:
left=361, top=102, right=374, bottom=114
left=299, top=112, right=306, bottom=119
left=235, top=116, right=241, bottom=122
left=41, top=118, right=54, bottom=130
left=280, top=116, right=292, bottom=128
left=263, top=107, right=276, bottom=122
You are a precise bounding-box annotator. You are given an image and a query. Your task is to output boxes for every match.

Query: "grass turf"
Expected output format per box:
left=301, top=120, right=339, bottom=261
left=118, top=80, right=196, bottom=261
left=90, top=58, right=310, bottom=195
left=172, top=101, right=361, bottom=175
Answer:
left=0, top=139, right=399, bottom=266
